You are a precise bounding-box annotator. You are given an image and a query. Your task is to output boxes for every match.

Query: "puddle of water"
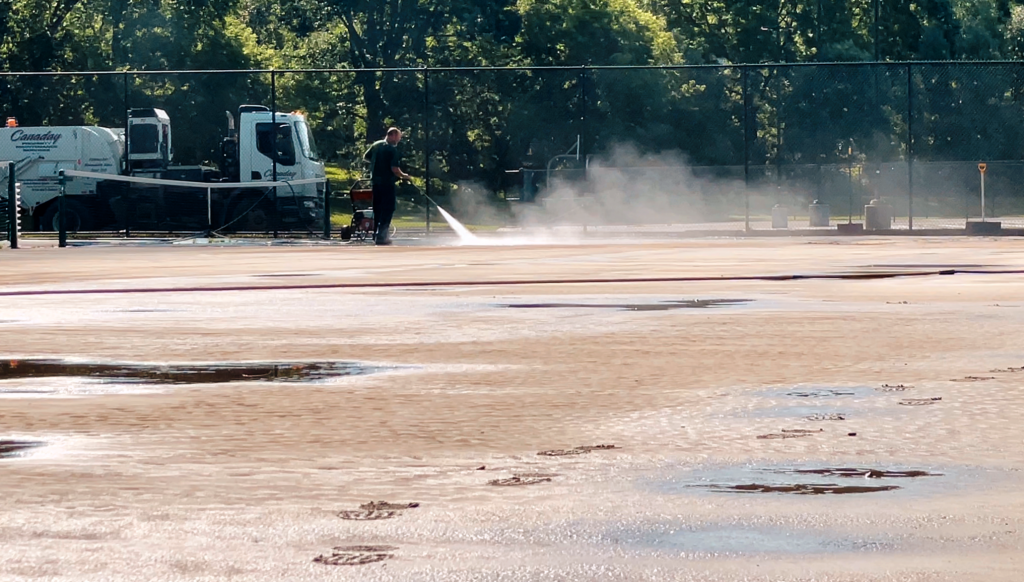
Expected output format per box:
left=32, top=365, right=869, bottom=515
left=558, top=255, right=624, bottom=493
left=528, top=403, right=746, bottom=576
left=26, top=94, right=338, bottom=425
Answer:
left=611, top=523, right=895, bottom=555
left=780, top=468, right=940, bottom=478
left=777, top=386, right=877, bottom=398
left=0, top=359, right=383, bottom=386
left=655, top=464, right=946, bottom=498
left=700, top=483, right=902, bottom=495
left=0, top=439, right=46, bottom=459
left=503, top=299, right=752, bottom=312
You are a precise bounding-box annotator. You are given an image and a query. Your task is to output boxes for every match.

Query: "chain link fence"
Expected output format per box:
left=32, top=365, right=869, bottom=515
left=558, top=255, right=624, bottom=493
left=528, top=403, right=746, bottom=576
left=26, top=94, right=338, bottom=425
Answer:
left=1, top=62, right=1021, bottom=240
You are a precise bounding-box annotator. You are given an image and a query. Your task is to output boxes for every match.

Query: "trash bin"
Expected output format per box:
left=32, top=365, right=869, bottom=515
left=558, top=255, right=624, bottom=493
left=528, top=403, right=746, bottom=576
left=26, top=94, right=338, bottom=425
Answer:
left=771, top=204, right=789, bottom=229
left=808, top=200, right=830, bottom=227
left=864, top=198, right=893, bottom=230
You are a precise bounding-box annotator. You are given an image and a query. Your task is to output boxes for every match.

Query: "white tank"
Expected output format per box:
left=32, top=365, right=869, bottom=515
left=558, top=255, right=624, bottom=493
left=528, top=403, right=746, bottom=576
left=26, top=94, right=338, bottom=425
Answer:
left=0, top=125, right=124, bottom=211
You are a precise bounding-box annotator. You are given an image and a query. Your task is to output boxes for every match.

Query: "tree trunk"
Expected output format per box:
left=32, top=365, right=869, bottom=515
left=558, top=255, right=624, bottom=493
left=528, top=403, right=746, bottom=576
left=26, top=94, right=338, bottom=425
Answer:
left=357, top=70, right=387, bottom=144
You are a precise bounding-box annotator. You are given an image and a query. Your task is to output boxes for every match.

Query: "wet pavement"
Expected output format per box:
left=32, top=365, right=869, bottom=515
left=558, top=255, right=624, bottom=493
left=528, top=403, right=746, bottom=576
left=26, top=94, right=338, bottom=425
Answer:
left=653, top=463, right=957, bottom=499
left=1, top=239, right=1024, bottom=580
left=611, top=522, right=897, bottom=555
left=0, top=359, right=385, bottom=385
left=0, top=439, right=45, bottom=459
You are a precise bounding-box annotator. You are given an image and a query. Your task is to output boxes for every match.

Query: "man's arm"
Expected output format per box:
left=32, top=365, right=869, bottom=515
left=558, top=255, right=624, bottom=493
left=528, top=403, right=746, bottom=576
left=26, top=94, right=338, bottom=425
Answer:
left=390, top=147, right=411, bottom=181
left=392, top=166, right=411, bottom=181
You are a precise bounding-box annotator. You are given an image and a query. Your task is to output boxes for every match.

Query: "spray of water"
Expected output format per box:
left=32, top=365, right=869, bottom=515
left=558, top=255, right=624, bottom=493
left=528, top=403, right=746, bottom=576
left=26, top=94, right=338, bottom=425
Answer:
left=434, top=205, right=481, bottom=244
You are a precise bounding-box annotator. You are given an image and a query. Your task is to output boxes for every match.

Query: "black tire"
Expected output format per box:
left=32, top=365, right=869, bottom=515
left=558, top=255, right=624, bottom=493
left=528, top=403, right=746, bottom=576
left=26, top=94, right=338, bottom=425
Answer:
left=40, top=199, right=93, bottom=233
left=340, top=224, right=352, bottom=241
left=227, top=196, right=272, bottom=232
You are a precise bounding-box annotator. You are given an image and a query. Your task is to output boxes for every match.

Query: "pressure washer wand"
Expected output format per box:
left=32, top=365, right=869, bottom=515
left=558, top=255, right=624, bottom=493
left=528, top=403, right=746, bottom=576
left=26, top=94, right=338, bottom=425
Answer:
left=406, top=182, right=442, bottom=209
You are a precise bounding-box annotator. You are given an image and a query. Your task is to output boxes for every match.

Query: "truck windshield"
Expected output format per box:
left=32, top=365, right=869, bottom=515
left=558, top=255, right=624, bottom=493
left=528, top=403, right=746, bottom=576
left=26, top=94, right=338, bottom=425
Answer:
left=295, top=120, right=320, bottom=161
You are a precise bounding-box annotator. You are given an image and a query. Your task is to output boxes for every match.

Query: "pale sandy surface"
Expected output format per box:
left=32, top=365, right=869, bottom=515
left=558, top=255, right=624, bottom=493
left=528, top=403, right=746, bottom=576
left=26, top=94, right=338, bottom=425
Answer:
left=2, top=236, right=1024, bottom=581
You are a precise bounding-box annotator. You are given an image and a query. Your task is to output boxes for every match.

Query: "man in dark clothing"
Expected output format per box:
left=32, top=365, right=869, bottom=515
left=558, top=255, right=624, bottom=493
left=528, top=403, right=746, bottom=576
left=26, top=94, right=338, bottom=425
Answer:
left=363, top=127, right=411, bottom=245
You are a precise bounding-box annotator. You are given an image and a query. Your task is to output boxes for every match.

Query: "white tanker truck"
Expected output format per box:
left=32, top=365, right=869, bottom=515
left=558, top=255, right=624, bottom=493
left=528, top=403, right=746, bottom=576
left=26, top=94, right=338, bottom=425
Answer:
left=0, top=105, right=325, bottom=232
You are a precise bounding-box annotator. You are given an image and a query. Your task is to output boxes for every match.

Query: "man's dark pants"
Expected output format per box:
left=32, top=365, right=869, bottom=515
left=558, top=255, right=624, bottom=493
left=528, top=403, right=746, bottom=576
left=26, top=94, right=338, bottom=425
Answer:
left=372, top=182, right=397, bottom=243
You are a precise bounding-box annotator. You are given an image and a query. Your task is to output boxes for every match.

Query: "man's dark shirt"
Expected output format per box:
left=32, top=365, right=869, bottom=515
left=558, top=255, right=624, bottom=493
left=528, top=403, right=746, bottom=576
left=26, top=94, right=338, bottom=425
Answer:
left=365, top=139, right=401, bottom=186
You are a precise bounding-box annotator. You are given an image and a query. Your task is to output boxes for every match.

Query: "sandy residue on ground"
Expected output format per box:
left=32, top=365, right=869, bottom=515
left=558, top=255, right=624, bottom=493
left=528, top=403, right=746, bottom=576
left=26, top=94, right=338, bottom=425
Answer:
left=1, top=237, right=1023, bottom=581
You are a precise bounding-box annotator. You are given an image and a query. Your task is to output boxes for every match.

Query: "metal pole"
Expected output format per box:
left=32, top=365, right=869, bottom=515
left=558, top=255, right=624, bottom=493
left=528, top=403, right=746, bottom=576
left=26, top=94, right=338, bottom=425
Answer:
left=323, top=179, right=332, bottom=239
left=424, top=66, right=431, bottom=235
left=848, top=152, right=853, bottom=224
left=907, top=64, right=914, bottom=231
left=7, top=162, right=17, bottom=249
left=123, top=71, right=132, bottom=239
left=271, top=69, right=279, bottom=238
left=981, top=171, right=986, bottom=221
left=207, top=187, right=213, bottom=235
left=742, top=66, right=750, bottom=232
left=58, top=170, right=67, bottom=248
left=124, top=70, right=130, bottom=176
left=579, top=65, right=587, bottom=168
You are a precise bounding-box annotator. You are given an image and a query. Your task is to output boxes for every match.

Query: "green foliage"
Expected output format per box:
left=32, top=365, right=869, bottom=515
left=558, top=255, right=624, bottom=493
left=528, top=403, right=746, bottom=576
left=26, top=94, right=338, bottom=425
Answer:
left=0, top=0, right=1021, bottom=205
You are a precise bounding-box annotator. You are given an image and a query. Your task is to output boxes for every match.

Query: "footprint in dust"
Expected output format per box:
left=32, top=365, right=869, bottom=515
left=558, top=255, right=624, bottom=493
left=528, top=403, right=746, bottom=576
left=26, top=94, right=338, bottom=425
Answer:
left=538, top=448, right=589, bottom=457
left=488, top=473, right=559, bottom=486
left=336, top=509, right=399, bottom=520
left=806, top=413, right=846, bottom=421
left=314, top=545, right=397, bottom=566
left=336, top=501, right=420, bottom=521
left=899, top=398, right=942, bottom=406
left=757, top=431, right=817, bottom=440
left=537, top=444, right=620, bottom=456
left=360, top=501, right=420, bottom=511
left=876, top=384, right=913, bottom=392
left=950, top=376, right=995, bottom=382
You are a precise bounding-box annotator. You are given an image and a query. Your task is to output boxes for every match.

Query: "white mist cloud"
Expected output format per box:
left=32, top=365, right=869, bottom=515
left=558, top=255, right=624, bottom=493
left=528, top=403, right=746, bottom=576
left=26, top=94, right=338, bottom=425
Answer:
left=443, top=143, right=823, bottom=238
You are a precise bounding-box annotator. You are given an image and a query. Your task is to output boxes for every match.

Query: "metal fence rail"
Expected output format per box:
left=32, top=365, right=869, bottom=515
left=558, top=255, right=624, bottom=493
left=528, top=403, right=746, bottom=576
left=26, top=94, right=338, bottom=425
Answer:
left=1, top=62, right=1022, bottom=239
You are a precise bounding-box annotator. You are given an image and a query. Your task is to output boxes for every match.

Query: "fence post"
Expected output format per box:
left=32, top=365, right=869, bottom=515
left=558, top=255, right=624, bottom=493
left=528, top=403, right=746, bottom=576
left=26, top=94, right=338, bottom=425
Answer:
left=124, top=70, right=130, bottom=175
left=580, top=65, right=588, bottom=168
left=206, top=187, right=213, bottom=236
left=7, top=162, right=17, bottom=249
left=271, top=69, right=279, bottom=238
left=323, top=179, right=331, bottom=240
left=123, top=70, right=133, bottom=239
left=907, top=63, right=914, bottom=231
left=424, top=66, right=431, bottom=235
left=58, top=170, right=67, bottom=248
left=742, top=66, right=751, bottom=232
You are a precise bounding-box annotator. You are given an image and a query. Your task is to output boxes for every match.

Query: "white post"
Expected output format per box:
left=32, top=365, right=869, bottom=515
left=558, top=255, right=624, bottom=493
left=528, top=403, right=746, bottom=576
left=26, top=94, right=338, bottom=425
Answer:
left=981, top=171, right=986, bottom=221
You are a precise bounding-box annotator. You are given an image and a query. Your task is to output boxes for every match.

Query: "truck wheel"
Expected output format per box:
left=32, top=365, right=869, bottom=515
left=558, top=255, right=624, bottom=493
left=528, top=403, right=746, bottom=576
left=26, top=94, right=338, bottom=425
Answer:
left=228, top=197, right=272, bottom=232
left=40, top=199, right=93, bottom=233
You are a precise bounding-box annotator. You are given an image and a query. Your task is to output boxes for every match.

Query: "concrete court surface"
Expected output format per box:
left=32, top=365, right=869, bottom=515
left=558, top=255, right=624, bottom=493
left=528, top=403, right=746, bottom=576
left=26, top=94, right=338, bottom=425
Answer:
left=1, top=236, right=1024, bottom=581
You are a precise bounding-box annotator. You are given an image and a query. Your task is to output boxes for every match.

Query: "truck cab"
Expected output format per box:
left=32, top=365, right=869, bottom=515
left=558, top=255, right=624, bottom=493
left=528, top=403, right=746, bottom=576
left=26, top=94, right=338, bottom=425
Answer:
left=221, top=105, right=324, bottom=191
left=127, top=108, right=172, bottom=172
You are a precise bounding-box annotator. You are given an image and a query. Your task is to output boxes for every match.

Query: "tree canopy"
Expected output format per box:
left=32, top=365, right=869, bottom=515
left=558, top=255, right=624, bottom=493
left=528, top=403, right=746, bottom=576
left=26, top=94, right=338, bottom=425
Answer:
left=2, top=0, right=1023, bottom=198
